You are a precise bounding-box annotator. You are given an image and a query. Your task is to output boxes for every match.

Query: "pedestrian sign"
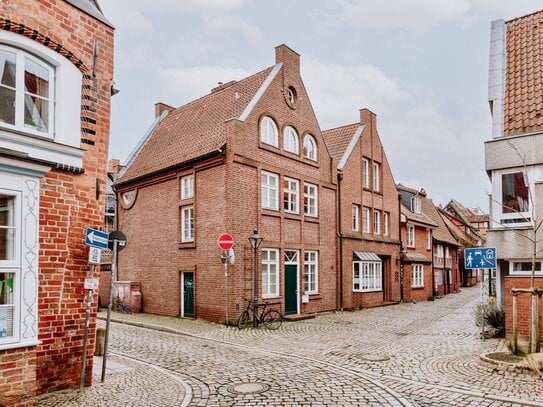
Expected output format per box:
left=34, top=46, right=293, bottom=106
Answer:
left=464, top=247, right=496, bottom=269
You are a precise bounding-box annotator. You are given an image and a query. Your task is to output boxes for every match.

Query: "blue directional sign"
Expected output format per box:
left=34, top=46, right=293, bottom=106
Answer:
left=85, top=227, right=109, bottom=249
left=464, top=247, right=496, bottom=269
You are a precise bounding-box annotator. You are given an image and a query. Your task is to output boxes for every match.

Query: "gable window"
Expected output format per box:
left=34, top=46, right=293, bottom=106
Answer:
left=352, top=205, right=359, bottom=231
left=304, top=182, right=318, bottom=217
left=373, top=162, right=380, bottom=192
left=407, top=225, right=415, bottom=247
left=362, top=207, right=370, bottom=233
left=181, top=206, right=194, bottom=242
left=303, top=134, right=317, bottom=161
left=362, top=158, right=369, bottom=188
left=283, top=126, right=299, bottom=154
left=181, top=175, right=194, bottom=199
left=0, top=47, right=54, bottom=137
left=260, top=116, right=278, bottom=147
left=383, top=212, right=389, bottom=236
left=262, top=248, right=279, bottom=298
left=283, top=177, right=299, bottom=214
left=304, top=251, right=318, bottom=294
left=411, top=196, right=421, bottom=214
left=261, top=171, right=278, bottom=210
left=353, top=260, right=382, bottom=292
left=373, top=210, right=381, bottom=234
left=412, top=264, right=424, bottom=288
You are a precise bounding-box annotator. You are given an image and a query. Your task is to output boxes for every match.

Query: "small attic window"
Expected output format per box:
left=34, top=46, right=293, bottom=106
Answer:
left=287, top=87, right=296, bottom=104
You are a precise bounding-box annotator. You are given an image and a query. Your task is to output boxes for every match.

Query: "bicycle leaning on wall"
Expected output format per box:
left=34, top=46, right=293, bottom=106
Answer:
left=237, top=298, right=283, bottom=330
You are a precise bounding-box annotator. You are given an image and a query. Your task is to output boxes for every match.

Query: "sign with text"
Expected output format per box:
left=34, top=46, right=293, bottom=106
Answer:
left=85, top=228, right=109, bottom=249
left=464, top=247, right=497, bottom=269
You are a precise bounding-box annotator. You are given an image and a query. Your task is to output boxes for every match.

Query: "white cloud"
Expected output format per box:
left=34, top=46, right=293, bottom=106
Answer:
left=325, top=0, right=471, bottom=32
left=203, top=14, right=263, bottom=43
left=156, top=65, right=252, bottom=104
left=303, top=58, right=408, bottom=128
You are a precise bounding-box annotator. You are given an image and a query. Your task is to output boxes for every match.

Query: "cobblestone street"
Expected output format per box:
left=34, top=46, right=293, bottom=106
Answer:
left=38, top=285, right=543, bottom=406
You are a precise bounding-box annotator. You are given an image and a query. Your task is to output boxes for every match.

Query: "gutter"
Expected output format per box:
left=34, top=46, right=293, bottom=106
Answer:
left=337, top=172, right=344, bottom=311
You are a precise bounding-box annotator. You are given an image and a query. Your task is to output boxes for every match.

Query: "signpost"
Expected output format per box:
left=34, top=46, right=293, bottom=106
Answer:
left=464, top=247, right=497, bottom=269
left=218, top=234, right=234, bottom=326
left=81, top=230, right=108, bottom=391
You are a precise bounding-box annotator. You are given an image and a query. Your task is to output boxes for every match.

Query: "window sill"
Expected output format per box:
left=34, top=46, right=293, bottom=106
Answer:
left=0, top=339, right=41, bottom=351
left=353, top=289, right=383, bottom=293
left=411, top=286, right=425, bottom=290
left=179, top=241, right=196, bottom=249
left=304, top=215, right=319, bottom=223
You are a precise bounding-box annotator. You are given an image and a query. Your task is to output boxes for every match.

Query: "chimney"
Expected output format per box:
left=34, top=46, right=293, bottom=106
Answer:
left=155, top=102, right=175, bottom=118
left=360, top=108, right=377, bottom=129
left=275, top=44, right=300, bottom=71
left=108, top=158, right=123, bottom=180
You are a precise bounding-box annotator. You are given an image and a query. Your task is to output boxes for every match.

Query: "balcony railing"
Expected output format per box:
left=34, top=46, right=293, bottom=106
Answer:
left=433, top=255, right=444, bottom=268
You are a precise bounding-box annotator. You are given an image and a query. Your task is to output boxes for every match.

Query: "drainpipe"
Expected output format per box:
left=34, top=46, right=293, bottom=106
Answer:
left=337, top=172, right=344, bottom=311
left=431, top=239, right=436, bottom=299
left=398, top=194, right=404, bottom=302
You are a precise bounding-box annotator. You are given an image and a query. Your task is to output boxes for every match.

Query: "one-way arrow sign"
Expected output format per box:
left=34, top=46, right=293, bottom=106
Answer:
left=85, top=227, right=109, bottom=249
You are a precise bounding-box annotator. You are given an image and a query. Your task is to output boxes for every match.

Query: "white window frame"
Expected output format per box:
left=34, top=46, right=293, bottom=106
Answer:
left=383, top=212, right=389, bottom=236
left=362, top=207, right=370, bottom=233
left=352, top=205, right=359, bottom=231
left=426, top=229, right=431, bottom=250
left=262, top=248, right=279, bottom=298
left=283, top=177, right=299, bottom=214
left=493, top=169, right=532, bottom=226
left=303, top=134, right=317, bottom=161
left=260, top=116, right=278, bottom=147
left=373, top=162, right=380, bottom=192
left=373, top=210, right=381, bottom=234
left=283, top=126, right=299, bottom=155
left=0, top=45, right=54, bottom=138
left=407, top=225, right=415, bottom=248
left=412, top=264, right=424, bottom=288
left=411, top=196, right=421, bottom=214
left=353, top=261, right=382, bottom=292
left=304, top=251, right=318, bottom=294
left=362, top=158, right=369, bottom=188
left=181, top=206, right=194, bottom=242
left=304, top=182, right=318, bottom=217
left=180, top=175, right=194, bottom=199
left=509, top=260, right=543, bottom=276
left=261, top=171, right=279, bottom=210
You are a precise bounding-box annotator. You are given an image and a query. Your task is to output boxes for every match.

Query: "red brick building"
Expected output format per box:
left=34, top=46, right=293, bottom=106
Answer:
left=323, top=109, right=401, bottom=309
left=115, top=45, right=337, bottom=322
left=398, top=185, right=461, bottom=297
left=0, top=1, right=114, bottom=405
left=398, top=187, right=437, bottom=302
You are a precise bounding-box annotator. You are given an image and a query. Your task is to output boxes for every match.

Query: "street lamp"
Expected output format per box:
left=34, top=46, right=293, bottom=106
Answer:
left=248, top=229, right=263, bottom=327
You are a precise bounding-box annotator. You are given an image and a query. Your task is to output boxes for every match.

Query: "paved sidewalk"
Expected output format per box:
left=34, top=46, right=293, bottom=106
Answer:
left=37, top=285, right=543, bottom=406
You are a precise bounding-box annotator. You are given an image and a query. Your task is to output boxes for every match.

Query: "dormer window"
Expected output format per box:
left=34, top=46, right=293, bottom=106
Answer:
left=260, top=116, right=278, bottom=147
left=283, top=126, right=299, bottom=154
left=411, top=196, right=421, bottom=214
left=0, top=47, right=53, bottom=138
left=303, top=134, right=317, bottom=161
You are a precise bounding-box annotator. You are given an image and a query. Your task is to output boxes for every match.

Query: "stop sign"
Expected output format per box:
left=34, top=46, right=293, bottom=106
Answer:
left=218, top=233, right=234, bottom=250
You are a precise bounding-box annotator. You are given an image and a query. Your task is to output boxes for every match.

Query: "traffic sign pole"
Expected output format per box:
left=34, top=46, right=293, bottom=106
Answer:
left=101, top=239, right=118, bottom=383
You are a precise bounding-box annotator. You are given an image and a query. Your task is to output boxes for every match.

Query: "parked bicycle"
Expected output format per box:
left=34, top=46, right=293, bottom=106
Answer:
left=237, top=298, right=283, bottom=330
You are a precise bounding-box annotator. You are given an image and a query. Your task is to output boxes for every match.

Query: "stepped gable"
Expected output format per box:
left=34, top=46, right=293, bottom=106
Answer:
left=119, top=66, right=273, bottom=183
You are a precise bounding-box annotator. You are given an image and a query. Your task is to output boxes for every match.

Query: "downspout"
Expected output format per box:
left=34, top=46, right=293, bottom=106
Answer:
left=398, top=194, right=404, bottom=302
left=431, top=238, right=436, bottom=299
left=337, top=172, right=344, bottom=311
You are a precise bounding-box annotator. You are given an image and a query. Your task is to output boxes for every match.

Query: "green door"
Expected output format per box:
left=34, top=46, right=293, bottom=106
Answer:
left=284, top=264, right=298, bottom=315
left=183, top=272, right=194, bottom=318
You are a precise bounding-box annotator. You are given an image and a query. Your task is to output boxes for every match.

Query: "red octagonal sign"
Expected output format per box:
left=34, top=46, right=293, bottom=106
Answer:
left=218, top=233, right=234, bottom=250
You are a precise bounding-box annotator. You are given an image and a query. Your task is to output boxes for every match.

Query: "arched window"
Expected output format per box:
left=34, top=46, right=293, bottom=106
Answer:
left=0, top=46, right=54, bottom=137
left=260, top=116, right=278, bottom=147
left=303, top=134, right=317, bottom=161
left=283, top=126, right=299, bottom=154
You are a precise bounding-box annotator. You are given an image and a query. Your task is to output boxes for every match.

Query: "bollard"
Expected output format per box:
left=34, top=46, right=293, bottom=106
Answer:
left=94, top=327, right=106, bottom=356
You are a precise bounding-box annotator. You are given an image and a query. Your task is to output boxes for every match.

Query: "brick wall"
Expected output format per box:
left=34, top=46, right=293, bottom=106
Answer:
left=0, top=1, right=113, bottom=404
left=504, top=276, right=543, bottom=338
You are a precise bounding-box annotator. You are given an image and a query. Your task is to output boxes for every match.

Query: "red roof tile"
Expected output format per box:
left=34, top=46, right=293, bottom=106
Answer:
left=321, top=123, right=359, bottom=161
left=119, top=66, right=274, bottom=184
left=504, top=11, right=543, bottom=135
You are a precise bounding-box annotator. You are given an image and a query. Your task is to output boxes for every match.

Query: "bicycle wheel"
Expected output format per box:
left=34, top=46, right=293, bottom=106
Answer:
left=262, top=310, right=283, bottom=330
left=237, top=310, right=250, bottom=329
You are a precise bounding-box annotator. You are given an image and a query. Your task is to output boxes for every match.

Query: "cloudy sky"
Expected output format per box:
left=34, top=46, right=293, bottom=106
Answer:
left=99, top=0, right=541, bottom=210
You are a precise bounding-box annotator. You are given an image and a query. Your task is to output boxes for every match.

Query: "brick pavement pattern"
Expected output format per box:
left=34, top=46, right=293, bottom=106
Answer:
left=38, top=286, right=543, bottom=406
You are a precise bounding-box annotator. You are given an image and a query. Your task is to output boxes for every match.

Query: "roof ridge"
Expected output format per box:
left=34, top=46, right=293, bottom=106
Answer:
left=322, top=121, right=359, bottom=133
left=506, top=9, right=543, bottom=24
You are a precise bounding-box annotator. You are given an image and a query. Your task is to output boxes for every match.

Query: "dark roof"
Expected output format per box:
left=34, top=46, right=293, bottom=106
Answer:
left=321, top=123, right=359, bottom=161
left=64, top=0, right=113, bottom=27
left=400, top=203, right=437, bottom=228
left=504, top=10, right=543, bottom=135
left=118, top=66, right=274, bottom=184
left=421, top=197, right=459, bottom=247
